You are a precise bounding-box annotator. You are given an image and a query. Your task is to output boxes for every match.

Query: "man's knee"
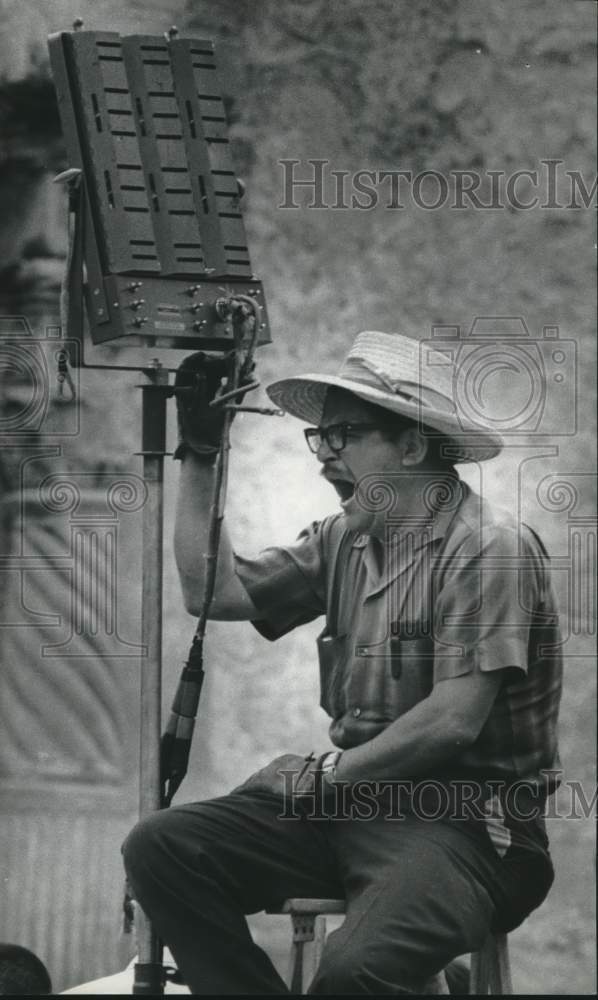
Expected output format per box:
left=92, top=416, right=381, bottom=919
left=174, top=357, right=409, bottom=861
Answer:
left=122, top=804, right=227, bottom=899
left=121, top=810, right=177, bottom=884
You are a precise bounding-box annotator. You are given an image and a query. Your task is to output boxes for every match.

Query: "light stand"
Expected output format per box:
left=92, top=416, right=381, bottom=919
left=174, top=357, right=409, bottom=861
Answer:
left=133, top=368, right=169, bottom=994
left=45, top=22, right=277, bottom=995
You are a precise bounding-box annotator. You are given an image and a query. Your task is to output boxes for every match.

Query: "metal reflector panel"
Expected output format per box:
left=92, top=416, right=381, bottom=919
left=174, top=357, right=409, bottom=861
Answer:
left=48, top=28, right=268, bottom=356
left=53, top=30, right=252, bottom=279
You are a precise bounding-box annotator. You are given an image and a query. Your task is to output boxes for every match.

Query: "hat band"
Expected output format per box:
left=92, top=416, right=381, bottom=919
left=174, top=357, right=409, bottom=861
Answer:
left=339, top=356, right=456, bottom=415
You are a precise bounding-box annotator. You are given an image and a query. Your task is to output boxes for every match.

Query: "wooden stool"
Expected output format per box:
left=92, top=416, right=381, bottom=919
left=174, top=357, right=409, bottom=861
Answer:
left=267, top=898, right=512, bottom=995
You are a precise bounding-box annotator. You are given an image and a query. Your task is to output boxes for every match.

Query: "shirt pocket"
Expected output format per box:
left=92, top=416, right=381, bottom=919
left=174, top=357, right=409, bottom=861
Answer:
left=389, top=621, right=435, bottom=712
left=316, top=627, right=349, bottom=717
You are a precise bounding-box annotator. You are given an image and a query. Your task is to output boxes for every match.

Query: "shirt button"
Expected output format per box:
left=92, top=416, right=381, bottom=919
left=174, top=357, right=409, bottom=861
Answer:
left=352, top=707, right=361, bottom=718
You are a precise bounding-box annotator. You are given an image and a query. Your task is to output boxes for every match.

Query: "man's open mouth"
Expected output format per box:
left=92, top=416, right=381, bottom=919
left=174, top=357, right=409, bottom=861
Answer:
left=330, top=479, right=355, bottom=503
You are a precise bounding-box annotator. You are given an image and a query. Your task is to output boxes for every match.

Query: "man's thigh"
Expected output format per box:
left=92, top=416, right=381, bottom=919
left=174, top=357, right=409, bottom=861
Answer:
left=309, top=814, right=498, bottom=993
left=124, top=790, right=343, bottom=914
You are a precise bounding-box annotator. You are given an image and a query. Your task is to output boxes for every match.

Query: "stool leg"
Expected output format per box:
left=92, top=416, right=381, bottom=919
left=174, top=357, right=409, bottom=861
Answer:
left=470, top=934, right=513, bottom=995
left=289, top=914, right=317, bottom=994
left=289, top=940, right=305, bottom=995
left=470, top=938, right=490, bottom=994
left=487, top=937, right=501, bottom=995
left=308, top=915, right=327, bottom=989
left=494, top=933, right=513, bottom=994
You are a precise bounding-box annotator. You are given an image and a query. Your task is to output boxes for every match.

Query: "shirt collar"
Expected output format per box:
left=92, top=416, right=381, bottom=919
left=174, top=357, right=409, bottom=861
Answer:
left=352, top=478, right=470, bottom=596
left=352, top=479, right=468, bottom=546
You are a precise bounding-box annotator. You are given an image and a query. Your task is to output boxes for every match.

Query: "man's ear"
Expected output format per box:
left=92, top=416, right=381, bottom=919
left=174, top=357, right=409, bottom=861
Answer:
left=400, top=427, right=429, bottom=466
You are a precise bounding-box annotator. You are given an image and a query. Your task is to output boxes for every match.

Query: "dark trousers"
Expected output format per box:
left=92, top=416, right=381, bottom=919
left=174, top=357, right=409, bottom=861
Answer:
left=122, top=790, right=553, bottom=995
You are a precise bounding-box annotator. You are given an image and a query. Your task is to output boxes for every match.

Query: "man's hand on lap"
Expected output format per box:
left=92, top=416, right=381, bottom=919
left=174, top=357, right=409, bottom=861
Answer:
left=231, top=752, right=333, bottom=801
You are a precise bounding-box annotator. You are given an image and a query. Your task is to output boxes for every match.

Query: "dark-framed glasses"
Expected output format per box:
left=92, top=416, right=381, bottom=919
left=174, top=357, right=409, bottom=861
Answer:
left=303, top=422, right=380, bottom=454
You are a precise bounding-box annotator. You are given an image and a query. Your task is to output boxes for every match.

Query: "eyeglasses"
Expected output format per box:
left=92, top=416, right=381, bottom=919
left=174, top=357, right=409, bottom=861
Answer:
left=303, top=422, right=381, bottom=454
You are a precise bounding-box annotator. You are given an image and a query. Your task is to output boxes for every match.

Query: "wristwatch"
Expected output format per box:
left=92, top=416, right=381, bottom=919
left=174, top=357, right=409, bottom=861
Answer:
left=320, top=750, right=343, bottom=785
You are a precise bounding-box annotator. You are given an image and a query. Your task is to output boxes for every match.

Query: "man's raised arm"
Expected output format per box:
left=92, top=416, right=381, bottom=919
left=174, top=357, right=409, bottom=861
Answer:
left=172, top=355, right=258, bottom=622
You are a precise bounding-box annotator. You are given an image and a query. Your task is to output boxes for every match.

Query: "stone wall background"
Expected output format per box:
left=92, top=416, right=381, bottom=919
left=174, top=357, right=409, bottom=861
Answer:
left=0, top=0, right=595, bottom=992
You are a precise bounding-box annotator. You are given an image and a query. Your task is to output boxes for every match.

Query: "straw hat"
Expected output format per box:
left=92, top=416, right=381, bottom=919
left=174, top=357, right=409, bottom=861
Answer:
left=267, top=330, right=503, bottom=463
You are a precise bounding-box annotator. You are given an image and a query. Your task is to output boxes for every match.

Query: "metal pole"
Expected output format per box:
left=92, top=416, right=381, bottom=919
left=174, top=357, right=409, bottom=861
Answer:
left=133, top=366, right=169, bottom=995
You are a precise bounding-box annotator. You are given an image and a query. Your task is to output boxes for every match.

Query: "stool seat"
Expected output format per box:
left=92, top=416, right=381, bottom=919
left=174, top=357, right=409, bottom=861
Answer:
left=267, top=898, right=347, bottom=916
left=267, top=898, right=512, bottom=995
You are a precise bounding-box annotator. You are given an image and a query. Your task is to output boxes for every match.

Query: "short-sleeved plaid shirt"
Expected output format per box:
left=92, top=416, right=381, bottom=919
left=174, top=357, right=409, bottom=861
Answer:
left=235, top=481, right=562, bottom=805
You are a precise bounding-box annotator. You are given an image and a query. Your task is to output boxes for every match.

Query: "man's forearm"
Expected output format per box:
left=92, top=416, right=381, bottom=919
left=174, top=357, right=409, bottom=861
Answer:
left=335, top=702, right=469, bottom=786
left=174, top=454, right=249, bottom=617
left=334, top=668, right=502, bottom=785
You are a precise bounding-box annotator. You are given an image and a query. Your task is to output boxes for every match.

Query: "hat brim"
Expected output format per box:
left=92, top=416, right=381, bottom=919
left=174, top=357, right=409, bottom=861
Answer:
left=267, top=374, right=504, bottom=463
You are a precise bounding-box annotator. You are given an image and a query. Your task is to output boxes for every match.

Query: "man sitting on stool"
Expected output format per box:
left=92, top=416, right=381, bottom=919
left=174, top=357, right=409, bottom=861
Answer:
left=123, top=330, right=561, bottom=994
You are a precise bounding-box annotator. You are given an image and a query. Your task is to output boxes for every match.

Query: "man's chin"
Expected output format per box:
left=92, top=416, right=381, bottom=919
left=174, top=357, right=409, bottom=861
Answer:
left=341, top=497, right=376, bottom=535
